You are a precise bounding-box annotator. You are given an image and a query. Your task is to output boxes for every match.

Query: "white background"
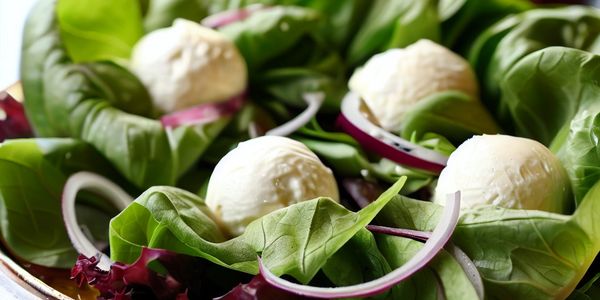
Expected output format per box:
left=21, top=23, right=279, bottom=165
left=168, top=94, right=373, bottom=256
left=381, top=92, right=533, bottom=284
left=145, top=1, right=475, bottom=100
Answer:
left=0, top=0, right=37, bottom=88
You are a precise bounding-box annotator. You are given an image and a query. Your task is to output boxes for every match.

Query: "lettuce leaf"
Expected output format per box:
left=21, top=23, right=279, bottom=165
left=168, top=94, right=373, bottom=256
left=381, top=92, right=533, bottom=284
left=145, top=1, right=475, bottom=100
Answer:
left=400, top=91, right=501, bottom=145
left=469, top=6, right=600, bottom=122
left=0, top=138, right=124, bottom=268
left=377, top=235, right=480, bottom=300
left=21, top=0, right=228, bottom=188
left=346, top=0, right=440, bottom=66
left=439, top=0, right=531, bottom=52
left=57, top=0, right=144, bottom=62
left=219, top=6, right=320, bottom=73
left=109, top=178, right=406, bottom=284
left=498, top=47, right=600, bottom=203
left=377, top=180, right=600, bottom=299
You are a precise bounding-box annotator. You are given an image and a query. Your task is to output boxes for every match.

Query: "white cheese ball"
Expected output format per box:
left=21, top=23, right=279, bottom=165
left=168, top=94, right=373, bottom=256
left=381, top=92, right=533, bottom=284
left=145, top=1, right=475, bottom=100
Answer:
left=349, top=39, right=478, bottom=131
left=433, top=135, right=569, bottom=212
left=205, top=136, right=339, bottom=236
left=130, top=19, right=247, bottom=113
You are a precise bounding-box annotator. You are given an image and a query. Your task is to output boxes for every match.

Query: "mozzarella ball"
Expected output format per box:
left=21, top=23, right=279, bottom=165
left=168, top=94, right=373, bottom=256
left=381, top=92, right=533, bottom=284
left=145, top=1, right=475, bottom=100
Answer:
left=205, top=136, right=339, bottom=236
left=130, top=19, right=247, bottom=113
left=349, top=39, right=478, bottom=131
left=433, top=134, right=570, bottom=212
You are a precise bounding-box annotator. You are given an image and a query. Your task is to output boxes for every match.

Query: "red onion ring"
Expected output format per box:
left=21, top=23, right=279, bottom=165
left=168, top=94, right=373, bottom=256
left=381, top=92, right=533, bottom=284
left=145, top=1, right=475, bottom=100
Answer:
left=258, top=191, right=461, bottom=298
left=367, top=226, right=484, bottom=298
left=62, top=172, right=133, bottom=271
left=201, top=4, right=268, bottom=28
left=266, top=92, right=324, bottom=136
left=366, top=225, right=431, bottom=241
left=160, top=93, right=246, bottom=128
left=337, top=92, right=448, bottom=174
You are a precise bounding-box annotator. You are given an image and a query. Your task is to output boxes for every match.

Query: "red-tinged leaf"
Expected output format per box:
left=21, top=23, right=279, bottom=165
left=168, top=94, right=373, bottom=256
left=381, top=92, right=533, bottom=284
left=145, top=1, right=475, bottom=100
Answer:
left=216, top=274, right=312, bottom=300
left=72, top=247, right=245, bottom=299
left=72, top=248, right=187, bottom=300
left=0, top=91, right=32, bottom=142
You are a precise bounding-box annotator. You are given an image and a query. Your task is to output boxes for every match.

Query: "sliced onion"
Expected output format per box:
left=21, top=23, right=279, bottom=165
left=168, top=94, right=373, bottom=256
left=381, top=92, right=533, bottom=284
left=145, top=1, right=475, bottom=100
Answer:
left=201, top=4, right=267, bottom=28
left=259, top=191, right=461, bottom=298
left=160, top=93, right=245, bottom=128
left=265, top=92, right=324, bottom=137
left=62, top=172, right=133, bottom=271
left=447, top=243, right=484, bottom=299
left=337, top=92, right=448, bottom=173
left=366, top=225, right=431, bottom=241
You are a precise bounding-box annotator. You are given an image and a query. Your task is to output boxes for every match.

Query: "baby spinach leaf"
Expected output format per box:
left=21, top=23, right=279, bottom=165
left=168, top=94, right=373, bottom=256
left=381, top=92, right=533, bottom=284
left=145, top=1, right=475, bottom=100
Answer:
left=497, top=47, right=600, bottom=202
left=210, top=0, right=372, bottom=50
left=0, top=138, right=124, bottom=268
left=499, top=47, right=600, bottom=144
left=57, top=0, right=144, bottom=62
left=377, top=235, right=479, bottom=300
left=22, top=0, right=228, bottom=189
left=322, top=228, right=397, bottom=300
left=257, top=66, right=347, bottom=112
left=560, top=108, right=600, bottom=203
left=469, top=6, right=600, bottom=119
left=109, top=178, right=406, bottom=284
left=0, top=140, right=73, bottom=268
left=347, top=0, right=440, bottom=66
left=294, top=120, right=436, bottom=195
left=378, top=180, right=600, bottom=299
left=143, top=0, right=208, bottom=32
left=219, top=6, right=320, bottom=72
left=295, top=134, right=433, bottom=195
left=439, top=0, right=531, bottom=52
left=400, top=91, right=501, bottom=145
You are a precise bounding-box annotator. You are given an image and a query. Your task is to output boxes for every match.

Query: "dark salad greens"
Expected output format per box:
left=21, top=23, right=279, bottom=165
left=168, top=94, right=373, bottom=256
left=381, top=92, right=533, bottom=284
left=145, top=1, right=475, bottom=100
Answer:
left=0, top=0, right=599, bottom=299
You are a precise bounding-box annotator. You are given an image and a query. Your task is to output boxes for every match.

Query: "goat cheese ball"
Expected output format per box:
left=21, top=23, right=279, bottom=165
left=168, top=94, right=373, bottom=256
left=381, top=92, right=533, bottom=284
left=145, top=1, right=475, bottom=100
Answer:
left=130, top=19, right=247, bottom=113
left=205, top=136, right=339, bottom=236
left=349, top=39, right=479, bottom=131
left=433, top=134, right=570, bottom=212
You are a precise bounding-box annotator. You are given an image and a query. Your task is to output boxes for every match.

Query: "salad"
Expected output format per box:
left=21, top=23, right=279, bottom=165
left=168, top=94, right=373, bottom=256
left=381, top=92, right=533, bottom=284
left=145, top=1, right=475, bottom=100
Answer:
left=1, top=0, right=600, bottom=299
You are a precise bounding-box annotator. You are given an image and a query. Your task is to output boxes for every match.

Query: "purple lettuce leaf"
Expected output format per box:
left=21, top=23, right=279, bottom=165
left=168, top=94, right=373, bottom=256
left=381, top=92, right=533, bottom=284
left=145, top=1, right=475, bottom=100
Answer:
left=216, top=274, right=313, bottom=300
left=0, top=92, right=32, bottom=142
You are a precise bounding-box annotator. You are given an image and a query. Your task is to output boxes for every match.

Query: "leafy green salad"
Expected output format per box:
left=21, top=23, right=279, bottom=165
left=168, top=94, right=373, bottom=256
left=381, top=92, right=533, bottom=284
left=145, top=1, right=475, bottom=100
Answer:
left=1, top=0, right=600, bottom=299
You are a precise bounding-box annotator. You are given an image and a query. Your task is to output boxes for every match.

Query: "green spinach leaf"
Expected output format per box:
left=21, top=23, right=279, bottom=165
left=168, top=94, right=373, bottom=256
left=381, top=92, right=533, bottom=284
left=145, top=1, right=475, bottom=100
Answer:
left=109, top=178, right=406, bottom=283
left=400, top=91, right=501, bottom=145
left=469, top=6, right=600, bottom=120
left=210, top=0, right=372, bottom=51
left=219, top=6, right=320, bottom=72
left=295, top=132, right=433, bottom=195
left=347, top=0, right=440, bottom=66
left=0, top=138, right=125, bottom=268
left=143, top=0, right=208, bottom=32
left=22, top=0, right=229, bottom=189
left=377, top=235, right=479, bottom=300
left=322, top=228, right=397, bottom=300
left=497, top=47, right=600, bottom=202
left=439, top=0, right=531, bottom=52
left=57, top=0, right=144, bottom=62
left=377, top=180, right=600, bottom=299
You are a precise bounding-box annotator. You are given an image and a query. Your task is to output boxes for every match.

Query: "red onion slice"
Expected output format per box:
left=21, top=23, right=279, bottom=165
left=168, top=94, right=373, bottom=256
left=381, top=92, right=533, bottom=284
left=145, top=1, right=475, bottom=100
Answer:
left=266, top=92, right=324, bottom=136
left=337, top=92, right=448, bottom=173
left=62, top=172, right=133, bottom=271
left=259, top=191, right=461, bottom=299
left=366, top=225, right=431, bottom=241
left=201, top=4, right=268, bottom=28
left=160, top=93, right=245, bottom=128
